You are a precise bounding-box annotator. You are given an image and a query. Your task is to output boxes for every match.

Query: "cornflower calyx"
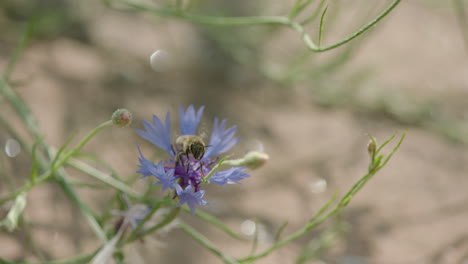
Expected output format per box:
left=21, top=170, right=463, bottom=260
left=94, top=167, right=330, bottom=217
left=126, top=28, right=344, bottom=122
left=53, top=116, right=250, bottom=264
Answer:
left=137, top=105, right=253, bottom=214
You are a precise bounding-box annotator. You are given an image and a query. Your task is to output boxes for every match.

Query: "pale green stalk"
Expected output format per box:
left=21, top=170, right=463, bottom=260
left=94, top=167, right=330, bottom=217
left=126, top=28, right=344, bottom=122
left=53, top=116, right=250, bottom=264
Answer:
left=179, top=221, right=239, bottom=264
left=238, top=132, right=406, bottom=263
left=116, top=0, right=401, bottom=52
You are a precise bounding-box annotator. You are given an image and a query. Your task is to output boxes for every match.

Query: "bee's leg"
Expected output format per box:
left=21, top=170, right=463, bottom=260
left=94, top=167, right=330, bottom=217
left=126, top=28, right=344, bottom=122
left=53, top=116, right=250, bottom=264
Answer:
left=199, top=160, right=205, bottom=176
left=175, top=151, right=185, bottom=172
left=185, top=149, right=191, bottom=174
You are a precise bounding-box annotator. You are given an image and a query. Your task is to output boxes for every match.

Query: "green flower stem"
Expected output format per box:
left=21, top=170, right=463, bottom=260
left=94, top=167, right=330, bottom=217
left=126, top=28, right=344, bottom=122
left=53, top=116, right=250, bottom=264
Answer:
left=238, top=132, right=406, bottom=263
left=3, top=19, right=35, bottom=81
left=53, top=120, right=113, bottom=171
left=0, top=116, right=30, bottom=154
left=202, top=156, right=230, bottom=183
left=307, top=0, right=401, bottom=52
left=0, top=121, right=114, bottom=205
left=288, top=0, right=308, bottom=19
left=117, top=0, right=401, bottom=53
left=175, top=0, right=183, bottom=11
left=0, top=80, right=42, bottom=142
left=300, top=0, right=327, bottom=25
left=21, top=216, right=47, bottom=261
left=66, top=157, right=141, bottom=199
left=54, top=173, right=108, bottom=242
left=41, top=250, right=98, bottom=264
left=191, top=208, right=247, bottom=241
left=179, top=221, right=239, bottom=264
left=318, top=6, right=328, bottom=47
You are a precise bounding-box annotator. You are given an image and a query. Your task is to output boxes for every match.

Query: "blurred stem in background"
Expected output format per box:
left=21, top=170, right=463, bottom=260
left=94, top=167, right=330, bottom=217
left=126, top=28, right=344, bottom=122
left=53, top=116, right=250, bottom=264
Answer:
left=454, top=0, right=468, bottom=54
left=113, top=0, right=401, bottom=52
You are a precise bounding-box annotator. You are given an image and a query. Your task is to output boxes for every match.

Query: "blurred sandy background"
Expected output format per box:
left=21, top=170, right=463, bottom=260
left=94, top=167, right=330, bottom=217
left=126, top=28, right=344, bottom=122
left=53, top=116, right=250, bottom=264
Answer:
left=1, top=0, right=468, bottom=263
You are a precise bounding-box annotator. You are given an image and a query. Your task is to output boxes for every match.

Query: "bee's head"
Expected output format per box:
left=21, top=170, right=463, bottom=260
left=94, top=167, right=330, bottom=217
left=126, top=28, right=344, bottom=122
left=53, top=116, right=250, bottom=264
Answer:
left=189, top=141, right=206, bottom=160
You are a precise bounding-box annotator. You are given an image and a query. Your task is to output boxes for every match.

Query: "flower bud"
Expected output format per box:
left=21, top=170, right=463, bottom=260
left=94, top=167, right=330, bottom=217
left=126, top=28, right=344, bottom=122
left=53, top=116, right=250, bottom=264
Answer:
left=112, top=109, right=132, bottom=128
left=241, top=151, right=269, bottom=170
left=367, top=139, right=376, bottom=156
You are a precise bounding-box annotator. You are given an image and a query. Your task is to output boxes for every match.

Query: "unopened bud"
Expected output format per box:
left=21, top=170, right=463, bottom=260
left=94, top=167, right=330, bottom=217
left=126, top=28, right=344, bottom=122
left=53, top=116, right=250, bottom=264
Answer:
left=367, top=139, right=376, bottom=156
left=112, top=109, right=132, bottom=128
left=242, top=151, right=269, bottom=170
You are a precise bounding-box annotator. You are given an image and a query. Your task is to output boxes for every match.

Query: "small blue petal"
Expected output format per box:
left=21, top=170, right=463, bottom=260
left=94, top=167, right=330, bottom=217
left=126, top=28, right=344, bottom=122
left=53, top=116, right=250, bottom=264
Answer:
left=136, top=146, right=159, bottom=177
left=179, top=105, right=205, bottom=135
left=154, top=167, right=177, bottom=191
left=176, top=184, right=208, bottom=214
left=137, top=147, right=177, bottom=190
left=209, top=167, right=250, bottom=187
left=204, top=118, right=241, bottom=158
left=136, top=112, right=175, bottom=157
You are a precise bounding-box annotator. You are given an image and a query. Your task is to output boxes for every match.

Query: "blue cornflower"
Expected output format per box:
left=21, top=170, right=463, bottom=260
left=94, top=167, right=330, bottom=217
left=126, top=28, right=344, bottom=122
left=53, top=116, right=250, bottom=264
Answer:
left=136, top=105, right=251, bottom=213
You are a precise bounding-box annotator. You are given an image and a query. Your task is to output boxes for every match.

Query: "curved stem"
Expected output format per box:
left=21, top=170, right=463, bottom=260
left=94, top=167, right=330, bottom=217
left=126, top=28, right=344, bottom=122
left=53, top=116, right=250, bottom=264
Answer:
left=310, top=0, right=401, bottom=52
left=116, top=0, right=401, bottom=53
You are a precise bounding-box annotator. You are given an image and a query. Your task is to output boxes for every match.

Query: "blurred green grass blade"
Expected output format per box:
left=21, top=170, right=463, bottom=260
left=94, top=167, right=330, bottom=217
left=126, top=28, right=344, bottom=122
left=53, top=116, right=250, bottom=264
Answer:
left=179, top=221, right=239, bottom=264
left=51, top=135, right=76, bottom=168
left=301, top=0, right=327, bottom=25
left=3, top=18, right=36, bottom=81
left=192, top=209, right=247, bottom=241
left=30, top=141, right=41, bottom=181
left=55, top=175, right=107, bottom=242
left=42, top=251, right=97, bottom=264
left=247, top=220, right=259, bottom=257
left=74, top=152, right=122, bottom=181
left=306, top=191, right=337, bottom=228
left=289, top=0, right=315, bottom=18
left=66, top=157, right=140, bottom=199
left=376, top=132, right=397, bottom=154
left=274, top=222, right=288, bottom=242
left=0, top=80, right=40, bottom=139
left=1, top=192, right=27, bottom=231
left=379, top=130, right=407, bottom=169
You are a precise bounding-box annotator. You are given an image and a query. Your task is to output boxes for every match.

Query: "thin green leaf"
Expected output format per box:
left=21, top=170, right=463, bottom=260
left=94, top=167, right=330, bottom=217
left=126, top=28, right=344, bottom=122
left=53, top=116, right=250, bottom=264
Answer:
left=55, top=176, right=107, bottom=242
left=376, top=133, right=397, bottom=154
left=301, top=0, right=327, bottom=25
left=66, top=157, right=140, bottom=199
left=192, top=209, right=247, bottom=241
left=179, top=221, right=239, bottom=264
left=274, top=222, right=288, bottom=242
left=247, top=220, right=259, bottom=257
left=306, top=191, right=337, bottom=228
left=51, top=134, right=76, bottom=168
left=318, top=5, right=328, bottom=47
left=30, top=141, right=41, bottom=182
left=288, top=0, right=309, bottom=19
left=378, top=131, right=407, bottom=169
left=3, top=18, right=36, bottom=81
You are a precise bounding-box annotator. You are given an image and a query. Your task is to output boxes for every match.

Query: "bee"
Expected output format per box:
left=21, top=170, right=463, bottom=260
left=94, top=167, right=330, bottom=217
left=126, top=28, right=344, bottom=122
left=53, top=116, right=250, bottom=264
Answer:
left=174, top=135, right=207, bottom=173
